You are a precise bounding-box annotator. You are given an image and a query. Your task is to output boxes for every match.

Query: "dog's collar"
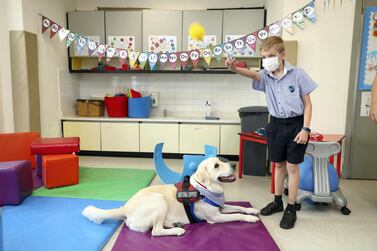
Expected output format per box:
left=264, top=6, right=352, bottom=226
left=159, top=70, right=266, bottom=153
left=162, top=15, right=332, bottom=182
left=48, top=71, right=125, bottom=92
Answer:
left=192, top=178, right=225, bottom=207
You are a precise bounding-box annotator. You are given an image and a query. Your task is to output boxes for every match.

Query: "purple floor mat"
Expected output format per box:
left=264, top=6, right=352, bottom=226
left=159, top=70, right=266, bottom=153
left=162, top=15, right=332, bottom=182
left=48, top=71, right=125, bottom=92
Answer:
left=112, top=201, right=280, bottom=251
left=32, top=169, right=43, bottom=189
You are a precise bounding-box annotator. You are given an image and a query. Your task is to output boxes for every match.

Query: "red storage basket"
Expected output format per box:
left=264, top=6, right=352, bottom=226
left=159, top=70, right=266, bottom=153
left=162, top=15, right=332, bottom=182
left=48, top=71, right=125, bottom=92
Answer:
left=104, top=96, right=128, bottom=117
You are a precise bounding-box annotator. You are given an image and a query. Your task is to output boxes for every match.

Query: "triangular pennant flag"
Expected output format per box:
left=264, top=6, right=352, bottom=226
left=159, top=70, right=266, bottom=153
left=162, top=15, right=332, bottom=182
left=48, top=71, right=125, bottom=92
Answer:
left=96, top=44, right=107, bottom=59
left=223, top=42, right=234, bottom=55
left=258, top=27, right=269, bottom=40
left=233, top=37, right=246, bottom=50
left=292, top=9, right=305, bottom=29
left=159, top=53, right=168, bottom=65
left=41, top=16, right=51, bottom=33
left=168, top=53, right=178, bottom=69
left=212, top=45, right=224, bottom=61
left=202, top=48, right=212, bottom=66
left=118, top=49, right=128, bottom=65
left=190, top=50, right=200, bottom=68
left=66, top=33, right=77, bottom=48
left=179, top=52, right=189, bottom=69
left=129, top=51, right=140, bottom=68
left=76, top=36, right=88, bottom=54
left=245, top=33, right=257, bottom=52
left=269, top=22, right=282, bottom=37
left=282, top=15, right=295, bottom=35
left=148, top=53, right=158, bottom=70
left=303, top=1, right=317, bottom=23
left=49, top=22, right=61, bottom=38
left=106, top=46, right=116, bottom=61
left=58, top=28, right=70, bottom=41
left=138, top=52, right=148, bottom=69
left=88, top=40, right=98, bottom=56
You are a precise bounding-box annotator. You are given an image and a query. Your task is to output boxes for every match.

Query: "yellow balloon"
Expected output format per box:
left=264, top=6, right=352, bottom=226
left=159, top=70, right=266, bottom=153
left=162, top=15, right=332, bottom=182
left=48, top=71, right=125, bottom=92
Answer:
left=188, top=22, right=206, bottom=41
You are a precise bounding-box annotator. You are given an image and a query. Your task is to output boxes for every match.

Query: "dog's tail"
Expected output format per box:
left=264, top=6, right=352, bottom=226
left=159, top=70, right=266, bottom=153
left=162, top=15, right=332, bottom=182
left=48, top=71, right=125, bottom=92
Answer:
left=82, top=205, right=126, bottom=224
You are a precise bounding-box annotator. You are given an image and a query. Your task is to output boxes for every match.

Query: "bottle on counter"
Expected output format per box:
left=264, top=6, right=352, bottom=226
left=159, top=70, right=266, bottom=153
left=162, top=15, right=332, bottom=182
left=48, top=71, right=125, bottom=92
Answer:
left=205, top=100, right=212, bottom=117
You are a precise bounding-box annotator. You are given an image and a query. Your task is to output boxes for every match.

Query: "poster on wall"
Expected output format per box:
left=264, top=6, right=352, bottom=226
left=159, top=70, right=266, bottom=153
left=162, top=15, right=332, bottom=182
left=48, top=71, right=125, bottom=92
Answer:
left=358, top=6, right=377, bottom=90
left=148, top=35, right=177, bottom=53
left=360, top=92, right=372, bottom=117
left=108, top=36, right=135, bottom=56
left=188, top=35, right=217, bottom=50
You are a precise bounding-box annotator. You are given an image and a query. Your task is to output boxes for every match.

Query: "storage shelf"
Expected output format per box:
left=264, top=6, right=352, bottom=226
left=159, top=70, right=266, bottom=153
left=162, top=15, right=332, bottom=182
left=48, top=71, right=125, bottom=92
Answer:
left=69, top=69, right=237, bottom=74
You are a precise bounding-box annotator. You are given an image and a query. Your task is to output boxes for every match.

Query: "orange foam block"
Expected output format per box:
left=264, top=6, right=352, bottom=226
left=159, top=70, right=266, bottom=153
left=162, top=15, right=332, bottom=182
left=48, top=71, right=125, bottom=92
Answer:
left=42, top=154, right=79, bottom=189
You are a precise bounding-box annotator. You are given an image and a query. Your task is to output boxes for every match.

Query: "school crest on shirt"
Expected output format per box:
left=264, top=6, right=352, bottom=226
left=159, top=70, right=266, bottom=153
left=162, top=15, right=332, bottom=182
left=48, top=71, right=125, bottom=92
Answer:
left=288, top=85, right=295, bottom=93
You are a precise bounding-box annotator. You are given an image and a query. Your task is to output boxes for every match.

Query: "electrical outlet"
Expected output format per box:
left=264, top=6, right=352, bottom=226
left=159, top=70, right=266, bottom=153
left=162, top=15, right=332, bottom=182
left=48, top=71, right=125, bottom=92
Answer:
left=151, top=92, right=159, bottom=107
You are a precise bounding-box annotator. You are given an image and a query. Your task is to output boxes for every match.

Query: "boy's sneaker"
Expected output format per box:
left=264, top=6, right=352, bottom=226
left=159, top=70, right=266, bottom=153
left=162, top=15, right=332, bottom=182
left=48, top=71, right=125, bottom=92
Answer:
left=280, top=210, right=297, bottom=229
left=260, top=202, right=283, bottom=216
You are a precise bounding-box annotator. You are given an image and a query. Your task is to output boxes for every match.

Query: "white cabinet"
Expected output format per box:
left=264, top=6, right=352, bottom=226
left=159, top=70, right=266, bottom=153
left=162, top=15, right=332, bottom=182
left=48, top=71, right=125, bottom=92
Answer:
left=179, top=124, right=220, bottom=154
left=140, top=123, right=179, bottom=153
left=101, top=122, right=139, bottom=152
left=220, top=125, right=241, bottom=155
left=63, top=121, right=101, bottom=151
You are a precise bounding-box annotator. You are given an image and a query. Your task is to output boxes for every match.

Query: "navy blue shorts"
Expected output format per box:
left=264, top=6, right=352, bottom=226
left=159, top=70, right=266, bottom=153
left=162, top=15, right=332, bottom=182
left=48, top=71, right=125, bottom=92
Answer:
left=265, top=115, right=308, bottom=164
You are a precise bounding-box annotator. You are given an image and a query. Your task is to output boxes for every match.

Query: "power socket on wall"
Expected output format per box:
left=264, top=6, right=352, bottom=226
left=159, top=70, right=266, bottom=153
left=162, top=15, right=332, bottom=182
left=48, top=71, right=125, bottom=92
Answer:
left=151, top=92, right=159, bottom=107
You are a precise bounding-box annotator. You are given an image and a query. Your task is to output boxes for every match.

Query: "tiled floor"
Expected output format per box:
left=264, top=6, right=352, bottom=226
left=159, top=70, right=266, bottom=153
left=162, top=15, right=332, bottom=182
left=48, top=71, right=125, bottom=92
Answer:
left=79, top=156, right=377, bottom=251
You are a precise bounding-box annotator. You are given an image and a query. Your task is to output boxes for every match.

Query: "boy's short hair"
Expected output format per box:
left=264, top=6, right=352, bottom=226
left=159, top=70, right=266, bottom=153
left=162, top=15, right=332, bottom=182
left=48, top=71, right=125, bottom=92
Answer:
left=260, top=36, right=285, bottom=53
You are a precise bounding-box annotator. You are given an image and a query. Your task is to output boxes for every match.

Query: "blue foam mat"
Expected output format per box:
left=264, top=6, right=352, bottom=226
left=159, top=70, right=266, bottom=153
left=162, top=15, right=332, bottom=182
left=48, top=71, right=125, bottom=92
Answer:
left=2, top=196, right=124, bottom=251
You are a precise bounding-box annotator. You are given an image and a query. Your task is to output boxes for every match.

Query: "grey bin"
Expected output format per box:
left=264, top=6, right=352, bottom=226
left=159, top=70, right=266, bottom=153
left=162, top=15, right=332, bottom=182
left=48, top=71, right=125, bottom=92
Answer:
left=238, top=106, right=269, bottom=176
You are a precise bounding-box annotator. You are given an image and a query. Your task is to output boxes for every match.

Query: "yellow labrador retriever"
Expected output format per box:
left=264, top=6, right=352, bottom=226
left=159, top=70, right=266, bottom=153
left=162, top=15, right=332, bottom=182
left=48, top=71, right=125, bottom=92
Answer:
left=82, top=157, right=260, bottom=236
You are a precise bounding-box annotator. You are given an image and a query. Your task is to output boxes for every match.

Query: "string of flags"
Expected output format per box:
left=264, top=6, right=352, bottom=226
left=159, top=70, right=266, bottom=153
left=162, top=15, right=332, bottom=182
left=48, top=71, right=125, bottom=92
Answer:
left=41, top=1, right=318, bottom=70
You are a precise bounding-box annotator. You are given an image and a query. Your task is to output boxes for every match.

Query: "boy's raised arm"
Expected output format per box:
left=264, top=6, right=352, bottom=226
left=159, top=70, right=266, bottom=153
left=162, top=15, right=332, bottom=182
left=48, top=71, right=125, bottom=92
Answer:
left=224, top=57, right=261, bottom=81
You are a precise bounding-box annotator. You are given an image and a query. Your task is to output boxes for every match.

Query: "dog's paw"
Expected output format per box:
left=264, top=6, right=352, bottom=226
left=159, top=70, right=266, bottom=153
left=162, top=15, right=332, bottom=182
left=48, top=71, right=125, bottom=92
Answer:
left=243, top=215, right=260, bottom=223
left=82, top=205, right=104, bottom=224
left=245, top=208, right=260, bottom=215
left=175, top=228, right=186, bottom=236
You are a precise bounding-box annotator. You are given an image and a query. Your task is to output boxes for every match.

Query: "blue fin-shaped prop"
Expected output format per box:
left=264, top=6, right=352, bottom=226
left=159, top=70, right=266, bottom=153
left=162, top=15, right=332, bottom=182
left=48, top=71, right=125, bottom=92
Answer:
left=153, top=143, right=181, bottom=184
left=204, top=144, right=217, bottom=159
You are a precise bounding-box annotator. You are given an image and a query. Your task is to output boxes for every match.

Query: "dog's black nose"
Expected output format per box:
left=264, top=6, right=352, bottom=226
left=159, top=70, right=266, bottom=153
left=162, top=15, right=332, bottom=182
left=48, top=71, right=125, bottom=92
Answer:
left=231, top=163, right=236, bottom=170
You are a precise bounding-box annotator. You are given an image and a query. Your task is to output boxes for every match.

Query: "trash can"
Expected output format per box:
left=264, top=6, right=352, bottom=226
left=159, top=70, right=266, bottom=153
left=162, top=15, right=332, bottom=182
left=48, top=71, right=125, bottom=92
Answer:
left=238, top=106, right=269, bottom=176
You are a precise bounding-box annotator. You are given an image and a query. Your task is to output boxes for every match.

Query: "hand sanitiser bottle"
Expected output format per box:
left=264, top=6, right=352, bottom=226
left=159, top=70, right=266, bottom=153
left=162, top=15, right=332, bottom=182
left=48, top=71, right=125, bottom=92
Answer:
left=205, top=100, right=212, bottom=117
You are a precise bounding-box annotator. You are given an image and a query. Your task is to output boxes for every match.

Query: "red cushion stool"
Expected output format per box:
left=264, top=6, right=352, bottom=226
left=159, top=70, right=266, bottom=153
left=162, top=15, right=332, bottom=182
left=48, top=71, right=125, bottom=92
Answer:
left=42, top=154, right=79, bottom=189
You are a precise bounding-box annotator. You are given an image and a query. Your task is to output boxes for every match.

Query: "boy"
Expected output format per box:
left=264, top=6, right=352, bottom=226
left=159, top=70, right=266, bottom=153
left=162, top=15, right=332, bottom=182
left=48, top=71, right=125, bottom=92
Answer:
left=226, top=36, right=318, bottom=229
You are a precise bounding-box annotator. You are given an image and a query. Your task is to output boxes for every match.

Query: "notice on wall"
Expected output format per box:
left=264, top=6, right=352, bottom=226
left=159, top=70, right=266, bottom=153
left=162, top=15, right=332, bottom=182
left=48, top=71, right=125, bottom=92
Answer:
left=360, top=92, right=372, bottom=117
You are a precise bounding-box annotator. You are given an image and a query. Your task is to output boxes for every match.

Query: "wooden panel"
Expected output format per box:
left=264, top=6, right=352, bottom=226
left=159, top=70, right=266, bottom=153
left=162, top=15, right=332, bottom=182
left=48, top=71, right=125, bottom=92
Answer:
left=101, top=122, right=139, bottom=152
left=140, top=123, right=179, bottom=153
left=220, top=125, right=241, bottom=155
left=63, top=121, right=101, bottom=151
left=179, top=124, right=220, bottom=154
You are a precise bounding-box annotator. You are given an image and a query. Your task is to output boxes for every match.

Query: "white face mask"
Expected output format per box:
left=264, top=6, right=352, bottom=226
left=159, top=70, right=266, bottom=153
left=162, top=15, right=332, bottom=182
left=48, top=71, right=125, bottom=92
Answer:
left=262, top=56, right=280, bottom=72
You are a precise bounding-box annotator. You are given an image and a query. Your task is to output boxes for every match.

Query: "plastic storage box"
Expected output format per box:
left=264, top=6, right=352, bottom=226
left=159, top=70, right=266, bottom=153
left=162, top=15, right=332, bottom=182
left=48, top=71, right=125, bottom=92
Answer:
left=128, top=96, right=151, bottom=118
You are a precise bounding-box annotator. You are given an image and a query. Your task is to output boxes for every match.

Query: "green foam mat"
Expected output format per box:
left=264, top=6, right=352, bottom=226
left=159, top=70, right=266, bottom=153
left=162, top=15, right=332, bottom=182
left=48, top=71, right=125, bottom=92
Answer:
left=33, top=167, right=155, bottom=201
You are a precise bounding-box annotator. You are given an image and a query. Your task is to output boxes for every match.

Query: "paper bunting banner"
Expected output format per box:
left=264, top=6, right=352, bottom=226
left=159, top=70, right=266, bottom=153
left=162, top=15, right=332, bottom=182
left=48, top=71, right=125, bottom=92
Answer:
left=76, top=37, right=88, bottom=54
left=41, top=16, right=51, bottom=33
left=258, top=28, right=269, bottom=40
left=282, top=16, right=295, bottom=35
left=223, top=43, right=234, bottom=54
left=269, top=22, right=282, bottom=37
left=304, top=1, right=317, bottom=23
left=202, top=49, right=212, bottom=66
left=190, top=50, right=200, bottom=68
left=58, top=28, right=70, bottom=41
left=213, top=45, right=224, bottom=60
left=168, top=53, right=178, bottom=69
left=49, top=22, right=61, bottom=38
left=96, top=44, right=107, bottom=59
left=138, top=52, right=148, bottom=69
left=118, top=49, right=128, bottom=65
left=292, top=9, right=305, bottom=29
left=179, top=52, right=189, bottom=69
left=159, top=53, right=168, bottom=64
left=88, top=41, right=98, bottom=56
left=129, top=51, right=140, bottom=68
left=148, top=53, right=158, bottom=70
left=66, top=33, right=77, bottom=48
left=245, top=33, right=257, bottom=53
left=233, top=38, right=245, bottom=50
left=106, top=46, right=116, bottom=61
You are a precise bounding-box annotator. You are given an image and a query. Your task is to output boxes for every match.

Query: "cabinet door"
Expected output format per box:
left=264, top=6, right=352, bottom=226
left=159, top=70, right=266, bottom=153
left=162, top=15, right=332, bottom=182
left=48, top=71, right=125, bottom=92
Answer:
left=67, top=11, right=105, bottom=56
left=105, top=11, right=142, bottom=52
left=63, top=121, right=101, bottom=151
left=179, top=124, right=220, bottom=154
left=140, top=123, right=179, bottom=153
left=101, top=122, right=139, bottom=152
left=142, top=10, right=182, bottom=52
left=223, top=9, right=265, bottom=57
left=182, top=10, right=222, bottom=50
left=220, top=125, right=241, bottom=155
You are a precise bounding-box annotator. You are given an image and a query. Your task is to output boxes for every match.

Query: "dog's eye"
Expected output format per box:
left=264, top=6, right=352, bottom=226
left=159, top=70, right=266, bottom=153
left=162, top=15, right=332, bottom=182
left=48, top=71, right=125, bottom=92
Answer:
left=214, top=163, right=219, bottom=168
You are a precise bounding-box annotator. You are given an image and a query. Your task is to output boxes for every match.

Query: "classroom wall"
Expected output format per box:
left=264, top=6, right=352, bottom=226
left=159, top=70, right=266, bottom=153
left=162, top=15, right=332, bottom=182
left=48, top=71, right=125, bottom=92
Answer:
left=266, top=0, right=356, bottom=133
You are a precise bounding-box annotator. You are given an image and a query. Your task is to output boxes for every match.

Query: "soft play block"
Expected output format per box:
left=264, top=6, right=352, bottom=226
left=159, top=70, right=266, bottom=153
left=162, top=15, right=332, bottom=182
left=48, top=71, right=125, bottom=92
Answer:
left=3, top=196, right=123, bottom=251
left=0, top=160, right=33, bottom=206
left=42, top=154, right=79, bottom=189
left=30, top=137, right=80, bottom=155
left=0, top=132, right=39, bottom=168
left=112, top=202, right=280, bottom=251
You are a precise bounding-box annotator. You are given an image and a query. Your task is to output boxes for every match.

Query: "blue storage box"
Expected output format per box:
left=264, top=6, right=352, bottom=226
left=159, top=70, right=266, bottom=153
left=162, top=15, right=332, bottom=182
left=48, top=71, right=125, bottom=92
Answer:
left=128, top=96, right=151, bottom=118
